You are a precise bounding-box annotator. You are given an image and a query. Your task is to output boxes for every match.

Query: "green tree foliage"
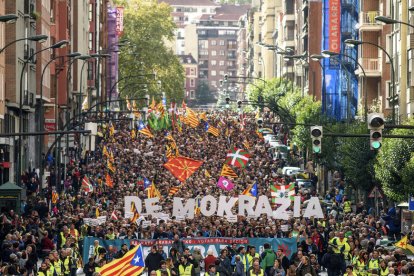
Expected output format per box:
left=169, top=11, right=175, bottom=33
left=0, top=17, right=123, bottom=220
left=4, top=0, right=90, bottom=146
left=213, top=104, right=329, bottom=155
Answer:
left=374, top=120, right=414, bottom=202
left=116, top=0, right=184, bottom=104
left=195, top=81, right=216, bottom=106
left=335, top=123, right=376, bottom=192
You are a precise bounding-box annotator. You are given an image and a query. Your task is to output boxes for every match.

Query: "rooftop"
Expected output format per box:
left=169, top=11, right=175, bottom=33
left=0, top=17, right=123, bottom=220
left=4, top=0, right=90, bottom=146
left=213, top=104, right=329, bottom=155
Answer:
left=178, top=54, right=197, bottom=65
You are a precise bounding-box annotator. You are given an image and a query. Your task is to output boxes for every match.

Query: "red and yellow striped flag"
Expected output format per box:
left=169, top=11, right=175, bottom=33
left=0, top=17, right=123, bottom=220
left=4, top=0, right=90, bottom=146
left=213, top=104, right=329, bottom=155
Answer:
left=148, top=182, right=161, bottom=198
left=105, top=174, right=114, bottom=188
left=51, top=191, right=59, bottom=204
left=198, top=112, right=207, bottom=121
left=107, top=160, right=116, bottom=173
left=243, top=140, right=250, bottom=150
left=168, top=185, right=181, bottom=197
left=130, top=202, right=141, bottom=224
left=220, top=164, right=238, bottom=178
left=102, top=145, right=109, bottom=157
left=98, top=244, right=144, bottom=276
left=185, top=107, right=199, bottom=128
left=130, top=129, right=136, bottom=140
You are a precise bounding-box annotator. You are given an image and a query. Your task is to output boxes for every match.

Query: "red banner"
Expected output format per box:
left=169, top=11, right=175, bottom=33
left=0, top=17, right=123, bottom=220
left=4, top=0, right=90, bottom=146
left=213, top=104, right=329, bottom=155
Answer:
left=329, top=0, right=341, bottom=53
left=116, top=7, right=124, bottom=37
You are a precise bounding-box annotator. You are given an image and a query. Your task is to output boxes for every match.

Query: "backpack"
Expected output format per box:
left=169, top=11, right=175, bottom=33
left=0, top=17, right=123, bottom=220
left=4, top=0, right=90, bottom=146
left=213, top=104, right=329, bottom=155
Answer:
left=328, top=253, right=342, bottom=270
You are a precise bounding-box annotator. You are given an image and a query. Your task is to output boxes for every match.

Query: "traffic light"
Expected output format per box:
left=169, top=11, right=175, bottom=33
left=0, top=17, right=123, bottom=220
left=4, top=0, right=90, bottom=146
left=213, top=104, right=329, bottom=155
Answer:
left=224, top=74, right=228, bottom=82
left=225, top=97, right=230, bottom=105
left=237, top=101, right=242, bottom=109
left=368, top=113, right=384, bottom=150
left=310, top=126, right=323, bottom=154
left=257, top=118, right=263, bottom=128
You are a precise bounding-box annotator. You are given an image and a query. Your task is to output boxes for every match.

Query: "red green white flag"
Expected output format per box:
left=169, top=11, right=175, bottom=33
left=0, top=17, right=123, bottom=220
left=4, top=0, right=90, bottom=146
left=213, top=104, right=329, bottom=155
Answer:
left=225, top=147, right=251, bottom=168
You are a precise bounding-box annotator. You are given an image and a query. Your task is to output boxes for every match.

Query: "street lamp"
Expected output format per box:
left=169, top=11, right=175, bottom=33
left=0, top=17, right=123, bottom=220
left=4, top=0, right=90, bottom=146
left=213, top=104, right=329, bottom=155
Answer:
left=321, top=50, right=368, bottom=122
left=16, top=39, right=69, bottom=184
left=375, top=15, right=414, bottom=29
left=0, top=14, right=18, bottom=23
left=0, top=34, right=48, bottom=54
left=310, top=54, right=327, bottom=114
left=344, top=38, right=397, bottom=124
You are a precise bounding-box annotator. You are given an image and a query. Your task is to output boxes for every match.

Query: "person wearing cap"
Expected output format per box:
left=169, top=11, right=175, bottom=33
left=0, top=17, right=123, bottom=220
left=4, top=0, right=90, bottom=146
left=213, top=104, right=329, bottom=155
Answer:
left=178, top=255, right=195, bottom=276
left=156, top=260, right=171, bottom=276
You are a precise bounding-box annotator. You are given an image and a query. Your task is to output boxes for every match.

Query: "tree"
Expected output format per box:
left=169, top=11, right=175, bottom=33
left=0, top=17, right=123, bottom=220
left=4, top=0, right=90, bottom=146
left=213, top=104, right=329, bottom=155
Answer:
left=195, top=81, right=216, bottom=106
left=335, top=123, right=376, bottom=192
left=374, top=120, right=414, bottom=202
left=116, top=0, right=185, bottom=104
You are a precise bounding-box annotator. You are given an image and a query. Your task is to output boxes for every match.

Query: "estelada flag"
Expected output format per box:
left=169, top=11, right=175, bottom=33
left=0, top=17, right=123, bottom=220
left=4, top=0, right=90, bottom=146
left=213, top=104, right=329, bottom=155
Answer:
left=217, top=176, right=234, bottom=191
left=105, top=174, right=114, bottom=188
left=98, top=244, right=144, bottom=276
left=163, top=156, right=203, bottom=182
left=220, top=164, right=238, bottom=178
left=225, top=147, right=251, bottom=168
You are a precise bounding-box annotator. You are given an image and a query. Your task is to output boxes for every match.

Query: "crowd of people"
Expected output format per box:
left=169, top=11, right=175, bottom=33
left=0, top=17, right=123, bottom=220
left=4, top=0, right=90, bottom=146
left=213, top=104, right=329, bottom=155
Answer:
left=0, top=108, right=412, bottom=276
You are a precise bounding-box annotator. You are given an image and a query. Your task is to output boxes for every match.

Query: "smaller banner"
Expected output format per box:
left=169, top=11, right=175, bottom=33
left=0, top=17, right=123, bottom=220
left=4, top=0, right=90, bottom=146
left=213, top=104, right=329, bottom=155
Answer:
left=116, top=7, right=124, bottom=37
left=82, top=237, right=298, bottom=264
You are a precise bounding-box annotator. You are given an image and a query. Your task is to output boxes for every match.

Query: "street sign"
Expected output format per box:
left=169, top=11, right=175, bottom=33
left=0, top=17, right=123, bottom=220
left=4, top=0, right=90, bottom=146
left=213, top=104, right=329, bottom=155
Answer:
left=409, top=196, right=414, bottom=211
left=368, top=186, right=383, bottom=198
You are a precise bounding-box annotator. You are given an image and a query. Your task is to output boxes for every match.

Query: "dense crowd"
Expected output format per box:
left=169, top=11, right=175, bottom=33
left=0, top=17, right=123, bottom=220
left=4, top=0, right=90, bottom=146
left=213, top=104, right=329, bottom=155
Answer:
left=0, top=109, right=411, bottom=276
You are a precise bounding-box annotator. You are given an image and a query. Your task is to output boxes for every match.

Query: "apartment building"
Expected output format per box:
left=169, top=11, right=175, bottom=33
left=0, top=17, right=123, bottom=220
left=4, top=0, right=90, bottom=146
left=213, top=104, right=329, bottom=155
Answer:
left=5, top=0, right=39, bottom=182
left=0, top=0, right=7, bottom=183
left=321, top=0, right=359, bottom=121
left=355, top=0, right=391, bottom=120
left=178, top=54, right=198, bottom=101
left=197, top=4, right=249, bottom=97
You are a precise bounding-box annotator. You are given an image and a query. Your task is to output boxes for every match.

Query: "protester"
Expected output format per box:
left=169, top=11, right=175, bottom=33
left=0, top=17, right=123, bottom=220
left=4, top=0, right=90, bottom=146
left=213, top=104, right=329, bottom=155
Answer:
left=1, top=108, right=413, bottom=276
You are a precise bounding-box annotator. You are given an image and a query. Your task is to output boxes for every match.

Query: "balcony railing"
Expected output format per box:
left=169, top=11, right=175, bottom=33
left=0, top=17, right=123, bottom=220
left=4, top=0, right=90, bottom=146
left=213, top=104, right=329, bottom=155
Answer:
left=360, top=11, right=380, bottom=25
left=360, top=58, right=381, bottom=74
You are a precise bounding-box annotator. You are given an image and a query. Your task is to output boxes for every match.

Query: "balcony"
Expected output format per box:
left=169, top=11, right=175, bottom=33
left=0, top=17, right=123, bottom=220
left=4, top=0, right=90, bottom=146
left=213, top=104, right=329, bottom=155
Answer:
left=358, top=58, right=381, bottom=77
left=359, top=11, right=382, bottom=31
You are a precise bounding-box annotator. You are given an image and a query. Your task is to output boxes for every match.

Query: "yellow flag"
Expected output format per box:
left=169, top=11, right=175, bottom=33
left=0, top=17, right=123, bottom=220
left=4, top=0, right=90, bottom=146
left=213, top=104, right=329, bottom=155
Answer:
left=102, top=146, right=109, bottom=157
left=81, top=96, right=89, bottom=111
left=204, top=169, right=211, bottom=178
left=395, top=235, right=408, bottom=249
left=95, top=207, right=100, bottom=218
left=131, top=129, right=136, bottom=140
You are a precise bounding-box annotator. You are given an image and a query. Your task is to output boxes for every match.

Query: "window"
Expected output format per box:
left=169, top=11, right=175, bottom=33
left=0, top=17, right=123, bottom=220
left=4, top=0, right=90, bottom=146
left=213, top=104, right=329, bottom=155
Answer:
left=190, top=79, right=195, bottom=87
left=219, top=40, right=225, bottom=46
left=219, top=60, right=225, bottom=66
left=211, top=40, right=216, bottom=46
left=211, top=60, right=217, bottom=66
left=211, top=51, right=217, bottom=56
left=190, top=68, right=196, bottom=76
left=89, top=3, right=93, bottom=21
left=385, top=81, right=391, bottom=108
left=88, top=32, right=93, bottom=50
left=211, top=81, right=217, bottom=87
left=220, top=50, right=225, bottom=56
left=219, top=71, right=225, bottom=76
left=190, top=90, right=195, bottom=99
left=211, top=70, right=217, bottom=76
left=385, top=34, right=392, bottom=63
left=200, top=50, right=208, bottom=56
left=88, top=61, right=94, bottom=80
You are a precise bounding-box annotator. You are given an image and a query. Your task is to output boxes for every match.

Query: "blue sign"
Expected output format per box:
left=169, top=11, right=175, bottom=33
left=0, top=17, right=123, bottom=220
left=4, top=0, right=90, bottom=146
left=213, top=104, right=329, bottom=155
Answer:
left=82, top=237, right=298, bottom=264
